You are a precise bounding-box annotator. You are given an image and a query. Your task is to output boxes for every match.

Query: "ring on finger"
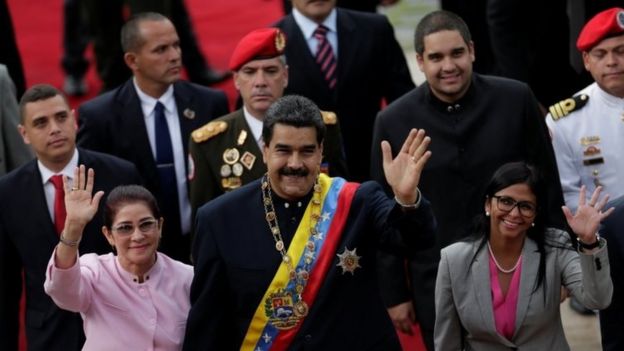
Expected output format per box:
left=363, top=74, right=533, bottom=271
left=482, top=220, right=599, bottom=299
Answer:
left=71, top=187, right=79, bottom=191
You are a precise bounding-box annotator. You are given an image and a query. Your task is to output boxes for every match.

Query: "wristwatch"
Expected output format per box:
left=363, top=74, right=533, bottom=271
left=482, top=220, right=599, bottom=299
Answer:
left=577, top=233, right=601, bottom=250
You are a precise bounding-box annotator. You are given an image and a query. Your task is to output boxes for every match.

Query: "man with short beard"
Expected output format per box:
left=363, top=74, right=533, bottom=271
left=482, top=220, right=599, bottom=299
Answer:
left=188, top=28, right=347, bottom=217
left=370, top=10, right=565, bottom=350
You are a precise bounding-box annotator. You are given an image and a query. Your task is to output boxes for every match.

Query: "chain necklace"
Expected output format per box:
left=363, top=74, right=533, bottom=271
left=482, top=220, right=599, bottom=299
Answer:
left=261, top=174, right=322, bottom=318
left=487, top=242, right=522, bottom=274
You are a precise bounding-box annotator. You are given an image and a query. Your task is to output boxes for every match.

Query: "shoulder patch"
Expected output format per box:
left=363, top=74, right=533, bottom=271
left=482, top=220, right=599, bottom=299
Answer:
left=548, top=94, right=589, bottom=121
left=320, top=110, right=337, bottom=125
left=191, top=121, right=228, bottom=143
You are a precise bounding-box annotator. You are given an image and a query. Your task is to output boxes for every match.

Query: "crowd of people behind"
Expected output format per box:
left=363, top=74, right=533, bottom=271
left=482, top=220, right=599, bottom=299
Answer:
left=1, top=1, right=623, bottom=350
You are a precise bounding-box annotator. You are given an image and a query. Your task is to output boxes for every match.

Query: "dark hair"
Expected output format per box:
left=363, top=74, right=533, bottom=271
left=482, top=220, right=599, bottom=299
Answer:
left=262, top=95, right=326, bottom=146
left=103, top=185, right=161, bottom=229
left=414, top=10, right=472, bottom=55
left=19, top=84, right=68, bottom=123
left=121, top=12, right=170, bottom=52
left=469, top=162, right=549, bottom=293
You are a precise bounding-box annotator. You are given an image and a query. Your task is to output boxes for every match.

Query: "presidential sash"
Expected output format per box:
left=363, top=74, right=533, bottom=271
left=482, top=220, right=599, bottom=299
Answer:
left=241, top=175, right=359, bottom=351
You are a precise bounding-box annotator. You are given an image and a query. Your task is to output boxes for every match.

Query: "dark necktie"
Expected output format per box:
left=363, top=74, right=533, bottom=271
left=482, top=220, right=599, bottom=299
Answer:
left=50, top=175, right=65, bottom=235
left=154, top=102, right=179, bottom=222
left=313, top=25, right=337, bottom=89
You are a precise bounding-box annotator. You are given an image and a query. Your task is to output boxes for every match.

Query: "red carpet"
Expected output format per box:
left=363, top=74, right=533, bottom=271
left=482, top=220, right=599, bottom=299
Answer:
left=7, top=0, right=425, bottom=349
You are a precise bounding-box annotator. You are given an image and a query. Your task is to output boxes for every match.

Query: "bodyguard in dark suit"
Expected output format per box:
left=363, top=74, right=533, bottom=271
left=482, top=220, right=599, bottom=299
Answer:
left=188, top=28, right=347, bottom=216
left=0, top=84, right=140, bottom=351
left=184, top=95, right=435, bottom=350
left=77, top=13, right=228, bottom=262
left=275, top=0, right=414, bottom=181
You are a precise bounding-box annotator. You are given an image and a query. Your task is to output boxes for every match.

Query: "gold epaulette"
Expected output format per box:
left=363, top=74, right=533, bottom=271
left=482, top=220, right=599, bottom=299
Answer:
left=548, top=94, right=589, bottom=121
left=191, top=121, right=228, bottom=143
left=320, top=110, right=337, bottom=125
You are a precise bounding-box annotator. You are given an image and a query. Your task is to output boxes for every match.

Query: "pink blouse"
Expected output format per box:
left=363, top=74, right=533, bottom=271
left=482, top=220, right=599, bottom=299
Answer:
left=44, top=250, right=193, bottom=351
left=489, top=254, right=522, bottom=340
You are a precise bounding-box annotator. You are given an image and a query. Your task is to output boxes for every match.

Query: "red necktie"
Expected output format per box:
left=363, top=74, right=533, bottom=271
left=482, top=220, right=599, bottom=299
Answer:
left=314, top=25, right=337, bottom=89
left=50, top=175, right=65, bottom=235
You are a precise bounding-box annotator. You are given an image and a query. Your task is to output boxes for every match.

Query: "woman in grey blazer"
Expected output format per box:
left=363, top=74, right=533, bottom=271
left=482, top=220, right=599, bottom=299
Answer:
left=435, top=162, right=614, bottom=350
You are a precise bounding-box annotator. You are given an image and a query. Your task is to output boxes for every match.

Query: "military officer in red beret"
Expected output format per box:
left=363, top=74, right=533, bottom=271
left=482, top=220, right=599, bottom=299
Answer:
left=545, top=7, right=624, bottom=339
left=546, top=7, right=624, bottom=210
left=188, top=28, right=348, bottom=218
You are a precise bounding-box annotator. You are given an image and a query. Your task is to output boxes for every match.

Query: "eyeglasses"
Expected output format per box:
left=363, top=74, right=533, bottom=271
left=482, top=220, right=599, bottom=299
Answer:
left=491, top=195, right=537, bottom=218
left=112, top=219, right=158, bottom=236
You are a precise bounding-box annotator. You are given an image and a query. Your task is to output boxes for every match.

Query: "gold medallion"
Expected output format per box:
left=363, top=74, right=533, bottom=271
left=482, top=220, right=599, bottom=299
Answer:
left=264, top=289, right=299, bottom=330
left=293, top=300, right=309, bottom=317
left=222, top=148, right=240, bottom=165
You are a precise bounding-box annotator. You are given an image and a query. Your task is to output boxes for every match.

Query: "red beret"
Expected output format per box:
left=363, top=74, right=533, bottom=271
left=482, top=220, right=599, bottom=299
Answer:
left=577, top=7, right=624, bottom=51
left=228, top=28, right=287, bottom=71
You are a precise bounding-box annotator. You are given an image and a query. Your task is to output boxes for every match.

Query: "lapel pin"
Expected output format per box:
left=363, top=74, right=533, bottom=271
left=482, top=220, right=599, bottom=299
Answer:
left=183, top=108, right=196, bottom=119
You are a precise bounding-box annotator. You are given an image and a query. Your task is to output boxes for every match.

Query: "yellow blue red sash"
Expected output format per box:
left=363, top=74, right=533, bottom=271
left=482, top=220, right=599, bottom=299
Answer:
left=241, top=175, right=359, bottom=351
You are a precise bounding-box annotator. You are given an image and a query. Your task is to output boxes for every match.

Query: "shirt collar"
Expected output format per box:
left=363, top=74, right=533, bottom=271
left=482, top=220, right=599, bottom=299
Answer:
left=242, top=106, right=264, bottom=144
left=593, top=82, right=624, bottom=108
left=424, top=75, right=477, bottom=114
left=133, top=78, right=176, bottom=117
left=38, top=148, right=79, bottom=184
left=292, top=7, right=338, bottom=40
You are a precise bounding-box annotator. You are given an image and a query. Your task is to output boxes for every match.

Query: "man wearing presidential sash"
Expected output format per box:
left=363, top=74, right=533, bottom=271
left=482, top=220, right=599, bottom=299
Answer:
left=184, top=95, right=436, bottom=350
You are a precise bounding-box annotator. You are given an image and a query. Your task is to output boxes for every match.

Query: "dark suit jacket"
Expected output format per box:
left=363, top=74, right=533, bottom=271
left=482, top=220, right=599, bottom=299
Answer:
left=600, top=196, right=624, bottom=351
left=0, top=148, right=141, bottom=351
left=77, top=79, right=228, bottom=260
left=276, top=8, right=414, bottom=181
left=184, top=179, right=436, bottom=350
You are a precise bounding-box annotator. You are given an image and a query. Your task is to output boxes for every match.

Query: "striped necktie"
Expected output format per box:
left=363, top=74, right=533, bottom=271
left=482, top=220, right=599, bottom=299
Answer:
left=313, top=25, right=337, bottom=89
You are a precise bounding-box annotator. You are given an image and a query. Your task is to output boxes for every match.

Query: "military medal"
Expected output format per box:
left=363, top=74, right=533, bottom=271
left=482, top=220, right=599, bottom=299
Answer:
left=232, top=163, right=244, bottom=177
left=220, top=164, right=232, bottom=177
left=222, top=148, right=240, bottom=165
left=241, top=151, right=257, bottom=170
left=336, top=247, right=361, bottom=275
left=237, top=130, right=248, bottom=146
left=261, top=174, right=323, bottom=330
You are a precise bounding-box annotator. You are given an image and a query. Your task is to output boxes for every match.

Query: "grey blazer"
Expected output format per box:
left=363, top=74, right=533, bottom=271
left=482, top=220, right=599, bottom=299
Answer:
left=435, top=228, right=612, bottom=350
left=0, top=64, right=32, bottom=176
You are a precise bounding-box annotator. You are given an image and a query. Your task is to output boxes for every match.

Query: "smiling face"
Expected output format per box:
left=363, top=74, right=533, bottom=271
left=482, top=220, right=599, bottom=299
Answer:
left=485, top=183, right=537, bottom=243
left=234, top=57, right=288, bottom=118
left=125, top=19, right=182, bottom=97
left=262, top=124, right=322, bottom=201
left=102, top=202, right=163, bottom=276
left=19, top=95, right=77, bottom=172
left=417, top=30, right=475, bottom=103
left=583, top=34, right=624, bottom=98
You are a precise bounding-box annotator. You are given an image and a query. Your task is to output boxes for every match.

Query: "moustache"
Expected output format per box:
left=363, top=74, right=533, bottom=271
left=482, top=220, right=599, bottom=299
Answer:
left=279, top=167, right=309, bottom=177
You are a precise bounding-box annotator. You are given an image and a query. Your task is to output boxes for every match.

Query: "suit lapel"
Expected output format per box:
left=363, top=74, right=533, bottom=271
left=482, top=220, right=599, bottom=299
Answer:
left=514, top=238, right=539, bottom=337
left=335, top=9, right=357, bottom=94
left=471, top=242, right=517, bottom=347
left=471, top=244, right=497, bottom=334
left=24, top=161, right=59, bottom=245
left=174, top=82, right=196, bottom=161
left=281, top=15, right=333, bottom=98
left=115, top=81, right=159, bottom=185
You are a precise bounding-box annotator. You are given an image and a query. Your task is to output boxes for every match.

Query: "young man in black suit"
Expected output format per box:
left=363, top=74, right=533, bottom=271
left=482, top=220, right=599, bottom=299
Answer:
left=276, top=0, right=414, bottom=181
left=77, top=12, right=229, bottom=263
left=0, top=84, right=140, bottom=350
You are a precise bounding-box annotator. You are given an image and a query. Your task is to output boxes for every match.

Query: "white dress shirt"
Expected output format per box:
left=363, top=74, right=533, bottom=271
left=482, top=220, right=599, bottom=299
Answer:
left=134, top=80, right=191, bottom=234
left=38, top=148, right=78, bottom=221
left=243, top=106, right=264, bottom=149
left=292, top=7, right=338, bottom=59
